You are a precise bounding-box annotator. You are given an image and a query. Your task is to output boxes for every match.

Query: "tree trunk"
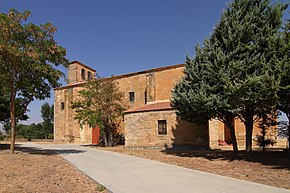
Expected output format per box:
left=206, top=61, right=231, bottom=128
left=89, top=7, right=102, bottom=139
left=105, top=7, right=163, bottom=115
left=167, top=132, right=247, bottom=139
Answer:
left=108, top=129, right=113, bottom=147
left=224, top=114, right=238, bottom=154
left=245, top=118, right=254, bottom=153
left=102, top=132, right=108, bottom=147
left=229, top=124, right=238, bottom=154
left=10, top=81, right=16, bottom=153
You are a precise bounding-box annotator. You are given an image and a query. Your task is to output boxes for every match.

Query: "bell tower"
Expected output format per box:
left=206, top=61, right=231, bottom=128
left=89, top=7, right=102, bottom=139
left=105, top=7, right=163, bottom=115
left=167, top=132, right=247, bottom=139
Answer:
left=67, top=61, right=96, bottom=85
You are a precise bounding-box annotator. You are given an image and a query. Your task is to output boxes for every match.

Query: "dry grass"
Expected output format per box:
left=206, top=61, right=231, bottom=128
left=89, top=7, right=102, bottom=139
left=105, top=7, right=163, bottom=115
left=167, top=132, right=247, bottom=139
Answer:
left=0, top=144, right=103, bottom=193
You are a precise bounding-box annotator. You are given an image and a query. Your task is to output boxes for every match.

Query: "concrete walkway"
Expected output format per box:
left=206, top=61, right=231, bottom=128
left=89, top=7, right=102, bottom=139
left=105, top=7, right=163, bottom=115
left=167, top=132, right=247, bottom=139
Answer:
left=18, top=143, right=290, bottom=193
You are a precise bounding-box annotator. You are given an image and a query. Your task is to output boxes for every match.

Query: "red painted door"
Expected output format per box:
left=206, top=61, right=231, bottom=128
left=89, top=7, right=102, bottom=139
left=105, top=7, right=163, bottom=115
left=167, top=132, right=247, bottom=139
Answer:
left=92, top=125, right=100, bottom=145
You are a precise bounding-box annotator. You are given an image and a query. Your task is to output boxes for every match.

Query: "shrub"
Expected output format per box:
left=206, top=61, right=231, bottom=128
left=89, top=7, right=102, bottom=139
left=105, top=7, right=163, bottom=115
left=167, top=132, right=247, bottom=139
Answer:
left=96, top=184, right=106, bottom=192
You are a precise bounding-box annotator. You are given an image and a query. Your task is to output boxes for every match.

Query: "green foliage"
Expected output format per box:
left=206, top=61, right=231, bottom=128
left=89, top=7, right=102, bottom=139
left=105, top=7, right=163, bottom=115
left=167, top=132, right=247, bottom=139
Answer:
left=172, top=0, right=288, bottom=152
left=0, top=81, right=29, bottom=123
left=0, top=135, right=5, bottom=141
left=71, top=79, right=126, bottom=147
left=4, top=123, right=48, bottom=139
left=96, top=184, right=106, bottom=192
left=41, top=102, right=54, bottom=139
left=0, top=9, right=68, bottom=152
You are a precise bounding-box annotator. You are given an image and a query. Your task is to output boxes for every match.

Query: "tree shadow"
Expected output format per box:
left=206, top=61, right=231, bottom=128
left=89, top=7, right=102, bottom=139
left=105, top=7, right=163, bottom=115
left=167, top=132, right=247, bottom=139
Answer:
left=170, top=119, right=209, bottom=149
left=167, top=118, right=290, bottom=171
left=162, top=147, right=290, bottom=170
left=0, top=144, right=86, bottom=155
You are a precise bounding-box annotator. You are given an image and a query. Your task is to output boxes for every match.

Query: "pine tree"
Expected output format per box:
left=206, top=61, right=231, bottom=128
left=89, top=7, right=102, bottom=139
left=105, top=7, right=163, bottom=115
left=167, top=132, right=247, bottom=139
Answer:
left=172, top=0, right=288, bottom=152
left=172, top=45, right=239, bottom=153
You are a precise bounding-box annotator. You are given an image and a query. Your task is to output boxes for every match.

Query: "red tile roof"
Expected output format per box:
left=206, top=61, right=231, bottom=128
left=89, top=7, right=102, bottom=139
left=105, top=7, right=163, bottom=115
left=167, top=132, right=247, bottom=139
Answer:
left=124, top=102, right=174, bottom=114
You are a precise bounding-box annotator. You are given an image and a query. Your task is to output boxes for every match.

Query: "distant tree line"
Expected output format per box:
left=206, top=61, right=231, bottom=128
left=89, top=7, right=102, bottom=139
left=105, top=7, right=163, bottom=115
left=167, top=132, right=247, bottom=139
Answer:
left=1, top=103, right=54, bottom=140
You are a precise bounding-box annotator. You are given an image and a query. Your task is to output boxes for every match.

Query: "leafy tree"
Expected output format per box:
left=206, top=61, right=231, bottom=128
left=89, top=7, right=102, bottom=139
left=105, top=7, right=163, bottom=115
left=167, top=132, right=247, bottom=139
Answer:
left=71, top=79, right=126, bottom=147
left=172, top=0, right=287, bottom=152
left=41, top=102, right=54, bottom=139
left=0, top=9, right=68, bottom=153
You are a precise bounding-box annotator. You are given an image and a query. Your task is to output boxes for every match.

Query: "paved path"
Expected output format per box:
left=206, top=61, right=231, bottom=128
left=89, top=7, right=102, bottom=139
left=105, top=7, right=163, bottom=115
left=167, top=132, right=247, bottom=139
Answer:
left=18, top=143, right=290, bottom=193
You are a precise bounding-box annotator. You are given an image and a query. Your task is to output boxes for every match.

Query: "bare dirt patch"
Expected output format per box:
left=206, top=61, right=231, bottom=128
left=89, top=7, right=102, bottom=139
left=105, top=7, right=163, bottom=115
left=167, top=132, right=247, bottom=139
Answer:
left=0, top=144, right=103, bottom=193
left=98, top=146, right=290, bottom=190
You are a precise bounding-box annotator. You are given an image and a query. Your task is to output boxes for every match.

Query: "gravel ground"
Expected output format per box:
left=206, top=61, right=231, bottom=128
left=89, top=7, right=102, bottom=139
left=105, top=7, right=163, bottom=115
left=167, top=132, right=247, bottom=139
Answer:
left=0, top=144, right=104, bottom=193
left=98, top=146, right=290, bottom=190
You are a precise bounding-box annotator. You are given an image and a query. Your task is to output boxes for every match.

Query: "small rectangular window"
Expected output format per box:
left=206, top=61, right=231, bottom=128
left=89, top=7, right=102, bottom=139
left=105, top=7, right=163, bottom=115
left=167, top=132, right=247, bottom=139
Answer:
left=129, top=92, right=135, bottom=102
left=158, top=120, right=167, bottom=135
left=81, top=68, right=85, bottom=80
left=61, top=102, right=65, bottom=110
left=88, top=71, right=92, bottom=80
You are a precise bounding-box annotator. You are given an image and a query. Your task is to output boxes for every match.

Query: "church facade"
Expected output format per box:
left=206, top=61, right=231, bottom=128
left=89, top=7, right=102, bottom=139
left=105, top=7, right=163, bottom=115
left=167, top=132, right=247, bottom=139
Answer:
left=54, top=61, right=277, bottom=149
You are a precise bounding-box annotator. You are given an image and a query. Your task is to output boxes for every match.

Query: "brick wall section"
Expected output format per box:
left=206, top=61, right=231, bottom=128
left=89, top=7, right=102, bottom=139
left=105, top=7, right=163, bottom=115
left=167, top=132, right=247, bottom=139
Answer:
left=124, top=110, right=209, bottom=149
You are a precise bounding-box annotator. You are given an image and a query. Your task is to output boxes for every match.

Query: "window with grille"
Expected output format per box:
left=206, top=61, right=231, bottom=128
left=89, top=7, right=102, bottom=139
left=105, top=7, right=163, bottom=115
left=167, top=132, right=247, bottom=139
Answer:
left=158, top=120, right=167, bottom=135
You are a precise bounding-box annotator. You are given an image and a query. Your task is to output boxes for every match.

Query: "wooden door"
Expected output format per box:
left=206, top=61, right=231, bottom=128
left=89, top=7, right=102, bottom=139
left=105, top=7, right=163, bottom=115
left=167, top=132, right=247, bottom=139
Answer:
left=92, top=125, right=100, bottom=145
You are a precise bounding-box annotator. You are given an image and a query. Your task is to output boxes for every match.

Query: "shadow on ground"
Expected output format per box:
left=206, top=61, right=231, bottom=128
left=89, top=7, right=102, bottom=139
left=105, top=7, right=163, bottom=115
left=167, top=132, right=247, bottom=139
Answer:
left=163, top=147, right=290, bottom=170
left=0, top=144, right=85, bottom=155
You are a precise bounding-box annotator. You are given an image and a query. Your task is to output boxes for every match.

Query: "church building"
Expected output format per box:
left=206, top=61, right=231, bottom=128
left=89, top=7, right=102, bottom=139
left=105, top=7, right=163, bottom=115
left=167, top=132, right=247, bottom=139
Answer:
left=54, top=61, right=277, bottom=149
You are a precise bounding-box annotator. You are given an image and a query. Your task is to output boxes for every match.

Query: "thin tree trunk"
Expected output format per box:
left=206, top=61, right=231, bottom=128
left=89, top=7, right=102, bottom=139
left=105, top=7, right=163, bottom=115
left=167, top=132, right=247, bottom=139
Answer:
left=229, top=124, right=238, bottom=154
left=224, top=114, right=238, bottom=154
left=10, top=80, right=16, bottom=153
left=108, top=129, right=113, bottom=147
left=103, top=132, right=108, bottom=147
left=245, top=118, right=254, bottom=153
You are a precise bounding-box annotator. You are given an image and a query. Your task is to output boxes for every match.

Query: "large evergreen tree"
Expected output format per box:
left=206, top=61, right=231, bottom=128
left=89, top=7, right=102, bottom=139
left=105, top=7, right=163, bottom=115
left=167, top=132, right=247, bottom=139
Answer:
left=0, top=9, right=68, bottom=153
left=172, top=0, right=288, bottom=152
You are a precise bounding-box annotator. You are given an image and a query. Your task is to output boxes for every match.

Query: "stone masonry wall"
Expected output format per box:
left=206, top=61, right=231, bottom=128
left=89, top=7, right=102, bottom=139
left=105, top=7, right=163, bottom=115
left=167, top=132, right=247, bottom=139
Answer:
left=154, top=67, right=184, bottom=101
left=54, top=85, right=92, bottom=144
left=124, top=110, right=209, bottom=149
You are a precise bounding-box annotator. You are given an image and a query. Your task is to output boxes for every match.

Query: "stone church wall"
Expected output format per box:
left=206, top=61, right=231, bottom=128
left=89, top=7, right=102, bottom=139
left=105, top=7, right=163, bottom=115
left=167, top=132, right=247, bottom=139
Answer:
left=124, top=110, right=209, bottom=149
